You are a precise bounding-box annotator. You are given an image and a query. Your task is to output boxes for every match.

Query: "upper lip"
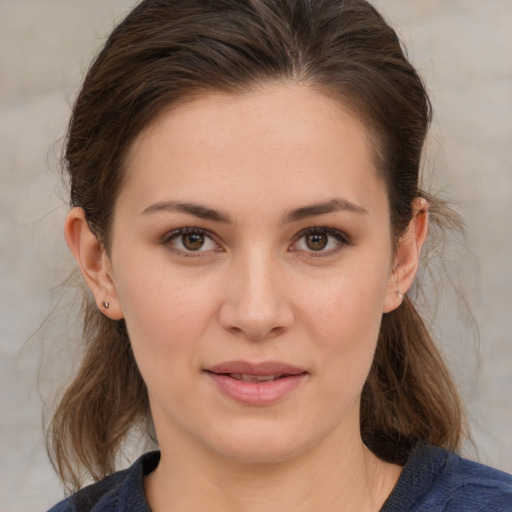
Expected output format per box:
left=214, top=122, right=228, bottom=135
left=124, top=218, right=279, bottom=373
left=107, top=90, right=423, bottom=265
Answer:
left=206, top=360, right=307, bottom=376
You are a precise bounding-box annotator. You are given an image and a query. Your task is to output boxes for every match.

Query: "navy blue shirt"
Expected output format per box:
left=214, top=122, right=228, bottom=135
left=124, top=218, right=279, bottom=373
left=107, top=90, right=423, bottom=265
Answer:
left=48, top=443, right=512, bottom=511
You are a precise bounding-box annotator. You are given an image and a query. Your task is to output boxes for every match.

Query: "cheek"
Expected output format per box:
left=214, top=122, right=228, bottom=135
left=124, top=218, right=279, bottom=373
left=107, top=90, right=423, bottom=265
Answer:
left=297, top=263, right=389, bottom=380
left=300, top=265, right=388, bottom=337
left=114, top=258, right=221, bottom=355
left=115, top=263, right=225, bottom=413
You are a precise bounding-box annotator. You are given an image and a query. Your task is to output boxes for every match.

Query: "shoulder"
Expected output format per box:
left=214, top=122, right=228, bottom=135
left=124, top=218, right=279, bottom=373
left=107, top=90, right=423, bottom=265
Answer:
left=443, top=451, right=512, bottom=511
left=46, top=451, right=160, bottom=512
left=382, top=443, right=512, bottom=512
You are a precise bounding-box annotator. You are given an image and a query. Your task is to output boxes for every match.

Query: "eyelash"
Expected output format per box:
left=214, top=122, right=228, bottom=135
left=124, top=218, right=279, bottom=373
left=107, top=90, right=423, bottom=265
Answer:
left=162, top=227, right=222, bottom=258
left=162, top=226, right=350, bottom=257
left=290, top=227, right=351, bottom=257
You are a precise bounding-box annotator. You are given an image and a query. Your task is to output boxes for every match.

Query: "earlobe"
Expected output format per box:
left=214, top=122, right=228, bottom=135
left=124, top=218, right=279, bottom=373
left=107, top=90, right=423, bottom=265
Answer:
left=64, top=207, right=124, bottom=320
left=382, top=197, right=429, bottom=313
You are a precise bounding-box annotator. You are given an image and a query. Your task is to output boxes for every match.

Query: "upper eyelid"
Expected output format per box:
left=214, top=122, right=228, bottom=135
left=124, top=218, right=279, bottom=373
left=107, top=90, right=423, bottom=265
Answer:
left=162, top=226, right=217, bottom=243
left=293, top=226, right=350, bottom=242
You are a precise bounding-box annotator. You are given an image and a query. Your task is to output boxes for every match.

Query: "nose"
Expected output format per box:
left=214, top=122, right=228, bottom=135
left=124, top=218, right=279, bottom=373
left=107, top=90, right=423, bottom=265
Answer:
left=218, top=251, right=295, bottom=341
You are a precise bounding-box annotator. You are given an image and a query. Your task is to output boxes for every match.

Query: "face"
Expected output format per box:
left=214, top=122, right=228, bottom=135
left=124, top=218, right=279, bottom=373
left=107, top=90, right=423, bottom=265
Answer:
left=107, top=84, right=401, bottom=463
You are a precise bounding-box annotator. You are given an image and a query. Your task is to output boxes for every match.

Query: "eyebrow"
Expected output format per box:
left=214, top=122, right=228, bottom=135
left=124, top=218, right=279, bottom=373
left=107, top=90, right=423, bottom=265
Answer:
left=141, top=197, right=367, bottom=224
left=284, top=198, right=368, bottom=223
left=142, top=201, right=232, bottom=223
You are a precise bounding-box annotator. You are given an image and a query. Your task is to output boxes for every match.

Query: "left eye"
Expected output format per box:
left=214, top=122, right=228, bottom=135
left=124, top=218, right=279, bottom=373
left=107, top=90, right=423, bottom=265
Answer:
left=292, top=228, right=348, bottom=254
left=164, top=228, right=219, bottom=254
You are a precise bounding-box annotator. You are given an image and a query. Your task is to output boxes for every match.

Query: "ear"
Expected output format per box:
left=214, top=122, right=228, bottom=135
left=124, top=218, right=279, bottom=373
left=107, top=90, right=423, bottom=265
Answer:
left=382, top=197, right=429, bottom=313
left=64, top=207, right=124, bottom=320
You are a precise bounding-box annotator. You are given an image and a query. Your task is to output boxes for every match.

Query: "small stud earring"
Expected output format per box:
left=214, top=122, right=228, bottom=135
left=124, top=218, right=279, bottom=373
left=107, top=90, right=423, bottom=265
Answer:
left=396, top=291, right=404, bottom=300
left=102, top=301, right=110, bottom=309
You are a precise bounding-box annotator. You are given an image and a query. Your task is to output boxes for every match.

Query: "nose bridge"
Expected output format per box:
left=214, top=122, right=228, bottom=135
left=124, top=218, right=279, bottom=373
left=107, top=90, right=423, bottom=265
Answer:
left=219, top=243, right=294, bottom=340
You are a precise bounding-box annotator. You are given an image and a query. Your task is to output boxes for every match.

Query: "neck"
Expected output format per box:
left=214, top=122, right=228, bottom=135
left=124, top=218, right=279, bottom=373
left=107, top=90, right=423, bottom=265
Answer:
left=145, top=426, right=401, bottom=512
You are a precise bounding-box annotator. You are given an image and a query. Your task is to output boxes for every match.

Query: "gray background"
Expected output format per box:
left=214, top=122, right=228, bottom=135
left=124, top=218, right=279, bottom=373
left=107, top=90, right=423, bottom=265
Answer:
left=1, top=1, right=511, bottom=510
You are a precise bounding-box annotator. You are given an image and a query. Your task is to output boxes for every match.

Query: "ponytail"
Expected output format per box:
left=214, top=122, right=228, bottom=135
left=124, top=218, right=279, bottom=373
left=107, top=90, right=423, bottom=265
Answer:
left=46, top=299, right=149, bottom=490
left=361, top=297, right=467, bottom=464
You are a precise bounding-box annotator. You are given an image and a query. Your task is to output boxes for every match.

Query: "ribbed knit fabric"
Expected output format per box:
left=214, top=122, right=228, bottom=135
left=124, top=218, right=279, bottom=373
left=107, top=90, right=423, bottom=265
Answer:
left=48, top=444, right=512, bottom=511
left=381, top=443, right=512, bottom=511
left=47, top=451, right=159, bottom=512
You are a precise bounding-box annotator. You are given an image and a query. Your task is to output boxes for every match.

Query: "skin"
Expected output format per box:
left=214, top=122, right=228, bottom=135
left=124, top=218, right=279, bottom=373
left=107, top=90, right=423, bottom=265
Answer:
left=65, top=83, right=428, bottom=512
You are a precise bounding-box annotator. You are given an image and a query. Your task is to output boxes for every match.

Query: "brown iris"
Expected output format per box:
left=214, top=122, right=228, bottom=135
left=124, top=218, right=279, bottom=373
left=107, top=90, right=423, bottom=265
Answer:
left=305, top=233, right=328, bottom=251
left=182, top=232, right=205, bottom=250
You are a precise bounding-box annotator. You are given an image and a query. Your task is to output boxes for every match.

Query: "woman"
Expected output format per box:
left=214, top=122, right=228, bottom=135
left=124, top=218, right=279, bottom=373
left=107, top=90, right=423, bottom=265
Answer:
left=46, top=0, right=512, bottom=510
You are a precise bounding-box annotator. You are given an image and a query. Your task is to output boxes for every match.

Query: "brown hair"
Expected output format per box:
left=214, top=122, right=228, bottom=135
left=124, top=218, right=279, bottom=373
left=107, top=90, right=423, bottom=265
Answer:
left=47, top=0, right=467, bottom=489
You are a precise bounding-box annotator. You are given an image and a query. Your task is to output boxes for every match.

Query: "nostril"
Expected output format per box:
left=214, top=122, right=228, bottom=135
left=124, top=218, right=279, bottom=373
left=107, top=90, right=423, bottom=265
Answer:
left=218, top=278, right=295, bottom=340
left=245, top=326, right=286, bottom=342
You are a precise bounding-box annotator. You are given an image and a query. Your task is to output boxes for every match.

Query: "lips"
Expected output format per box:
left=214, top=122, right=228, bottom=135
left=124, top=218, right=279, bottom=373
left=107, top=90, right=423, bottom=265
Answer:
left=205, top=361, right=308, bottom=405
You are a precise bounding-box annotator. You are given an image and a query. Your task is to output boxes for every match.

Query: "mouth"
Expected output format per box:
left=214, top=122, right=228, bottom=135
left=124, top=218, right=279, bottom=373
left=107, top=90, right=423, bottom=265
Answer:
left=205, top=360, right=307, bottom=380
left=204, top=361, right=308, bottom=405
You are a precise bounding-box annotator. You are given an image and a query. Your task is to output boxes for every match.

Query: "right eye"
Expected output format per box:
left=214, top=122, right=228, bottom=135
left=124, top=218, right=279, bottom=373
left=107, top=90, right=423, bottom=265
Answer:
left=163, top=228, right=221, bottom=256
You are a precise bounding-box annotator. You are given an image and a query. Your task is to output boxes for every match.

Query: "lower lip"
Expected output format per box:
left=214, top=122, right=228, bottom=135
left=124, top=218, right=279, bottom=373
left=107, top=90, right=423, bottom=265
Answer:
left=206, top=372, right=307, bottom=405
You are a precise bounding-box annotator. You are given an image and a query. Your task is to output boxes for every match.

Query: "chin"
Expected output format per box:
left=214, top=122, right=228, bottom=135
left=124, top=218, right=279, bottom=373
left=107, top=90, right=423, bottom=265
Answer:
left=202, top=417, right=319, bottom=465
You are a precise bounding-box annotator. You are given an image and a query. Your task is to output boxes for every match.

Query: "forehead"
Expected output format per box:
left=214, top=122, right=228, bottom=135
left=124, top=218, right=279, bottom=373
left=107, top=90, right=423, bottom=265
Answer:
left=120, top=83, right=387, bottom=216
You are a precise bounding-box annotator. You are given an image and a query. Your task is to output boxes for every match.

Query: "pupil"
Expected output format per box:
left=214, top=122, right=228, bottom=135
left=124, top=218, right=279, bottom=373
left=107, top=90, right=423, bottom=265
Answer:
left=307, top=233, right=328, bottom=251
left=183, top=232, right=204, bottom=250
